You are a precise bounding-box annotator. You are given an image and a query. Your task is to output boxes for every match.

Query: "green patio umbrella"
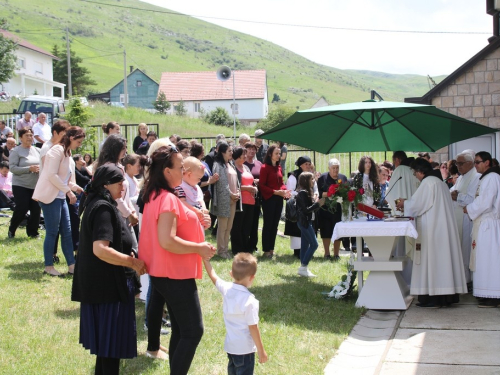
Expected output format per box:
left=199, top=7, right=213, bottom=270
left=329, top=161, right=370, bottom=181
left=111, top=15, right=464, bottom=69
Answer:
left=260, top=100, right=498, bottom=153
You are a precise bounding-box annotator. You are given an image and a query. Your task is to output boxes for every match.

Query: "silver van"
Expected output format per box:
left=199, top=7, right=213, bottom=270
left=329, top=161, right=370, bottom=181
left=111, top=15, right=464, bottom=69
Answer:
left=14, top=95, right=65, bottom=126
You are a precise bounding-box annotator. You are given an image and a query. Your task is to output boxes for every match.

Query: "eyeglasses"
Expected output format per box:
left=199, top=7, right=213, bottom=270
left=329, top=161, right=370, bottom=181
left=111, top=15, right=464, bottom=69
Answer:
left=474, top=160, right=484, bottom=165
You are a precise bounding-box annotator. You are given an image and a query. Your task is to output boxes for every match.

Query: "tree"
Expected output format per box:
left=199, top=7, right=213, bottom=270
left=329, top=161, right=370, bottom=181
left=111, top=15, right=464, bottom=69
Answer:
left=52, top=44, right=96, bottom=98
left=0, top=20, right=18, bottom=85
left=175, top=99, right=187, bottom=116
left=65, top=96, right=95, bottom=155
left=204, top=107, right=240, bottom=127
left=259, top=104, right=296, bottom=131
left=152, top=91, right=170, bottom=114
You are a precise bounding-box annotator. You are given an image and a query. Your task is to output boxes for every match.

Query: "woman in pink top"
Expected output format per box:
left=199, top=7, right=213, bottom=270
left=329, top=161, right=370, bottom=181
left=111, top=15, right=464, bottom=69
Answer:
left=33, top=127, right=85, bottom=277
left=138, top=146, right=215, bottom=373
left=230, top=146, right=258, bottom=254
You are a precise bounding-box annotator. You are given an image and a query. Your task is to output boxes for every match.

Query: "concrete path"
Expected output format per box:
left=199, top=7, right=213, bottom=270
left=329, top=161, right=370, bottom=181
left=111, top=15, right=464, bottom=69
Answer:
left=325, top=293, right=500, bottom=375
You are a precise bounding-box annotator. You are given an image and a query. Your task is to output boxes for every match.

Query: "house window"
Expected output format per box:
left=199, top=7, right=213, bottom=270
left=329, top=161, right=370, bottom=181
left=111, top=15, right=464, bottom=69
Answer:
left=34, top=61, right=43, bottom=74
left=231, top=103, right=239, bottom=114
left=173, top=103, right=179, bottom=112
left=137, top=80, right=142, bottom=87
left=17, top=58, right=26, bottom=69
left=119, top=94, right=129, bottom=103
left=194, top=102, right=201, bottom=112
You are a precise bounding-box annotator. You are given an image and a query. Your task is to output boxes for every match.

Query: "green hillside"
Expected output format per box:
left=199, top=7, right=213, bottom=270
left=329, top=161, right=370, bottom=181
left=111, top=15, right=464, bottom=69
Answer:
left=1, top=0, right=443, bottom=108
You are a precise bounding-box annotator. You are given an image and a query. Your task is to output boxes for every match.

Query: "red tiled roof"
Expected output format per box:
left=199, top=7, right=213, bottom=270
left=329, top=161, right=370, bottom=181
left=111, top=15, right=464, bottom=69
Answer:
left=0, top=29, right=59, bottom=60
left=158, top=70, right=267, bottom=101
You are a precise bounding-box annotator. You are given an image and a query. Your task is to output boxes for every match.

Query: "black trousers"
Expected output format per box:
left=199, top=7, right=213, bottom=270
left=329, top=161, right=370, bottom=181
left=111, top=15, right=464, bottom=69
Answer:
left=231, top=203, right=255, bottom=254
left=0, top=190, right=15, bottom=209
left=95, top=357, right=119, bottom=375
left=9, top=185, right=41, bottom=237
left=149, top=277, right=203, bottom=375
left=248, top=199, right=261, bottom=251
left=261, top=195, right=283, bottom=252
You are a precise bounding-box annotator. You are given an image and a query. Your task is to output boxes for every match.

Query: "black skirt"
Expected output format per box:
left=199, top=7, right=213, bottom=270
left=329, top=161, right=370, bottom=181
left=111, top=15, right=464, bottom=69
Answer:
left=79, top=278, right=137, bottom=359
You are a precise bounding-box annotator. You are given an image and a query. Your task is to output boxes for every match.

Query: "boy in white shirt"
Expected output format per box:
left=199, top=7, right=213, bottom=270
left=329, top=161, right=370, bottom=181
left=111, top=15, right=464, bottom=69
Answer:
left=204, top=253, right=267, bottom=375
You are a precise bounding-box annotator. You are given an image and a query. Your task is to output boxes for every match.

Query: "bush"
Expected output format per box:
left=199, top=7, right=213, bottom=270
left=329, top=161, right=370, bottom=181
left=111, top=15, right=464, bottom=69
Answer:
left=204, top=107, right=240, bottom=127
left=259, top=104, right=296, bottom=131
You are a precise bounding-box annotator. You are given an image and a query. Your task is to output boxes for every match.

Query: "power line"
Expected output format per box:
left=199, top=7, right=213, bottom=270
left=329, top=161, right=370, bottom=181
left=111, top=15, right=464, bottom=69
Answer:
left=81, top=52, right=122, bottom=60
left=79, top=0, right=490, bottom=35
left=72, top=37, right=121, bottom=53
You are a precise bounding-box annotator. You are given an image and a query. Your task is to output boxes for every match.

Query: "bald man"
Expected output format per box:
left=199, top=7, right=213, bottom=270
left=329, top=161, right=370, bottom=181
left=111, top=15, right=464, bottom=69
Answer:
left=16, top=111, right=35, bottom=132
left=1, top=137, right=16, bottom=161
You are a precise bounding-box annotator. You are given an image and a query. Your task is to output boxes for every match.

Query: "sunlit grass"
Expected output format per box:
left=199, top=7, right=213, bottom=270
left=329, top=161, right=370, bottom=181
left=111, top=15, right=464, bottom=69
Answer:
left=0, top=215, right=363, bottom=374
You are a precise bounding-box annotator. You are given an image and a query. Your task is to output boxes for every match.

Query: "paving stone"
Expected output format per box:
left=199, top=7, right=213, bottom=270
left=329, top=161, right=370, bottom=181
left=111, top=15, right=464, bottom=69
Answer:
left=345, top=337, right=389, bottom=347
left=400, top=305, right=500, bottom=330
left=349, top=331, right=392, bottom=342
left=380, top=362, right=500, bottom=375
left=357, top=316, right=399, bottom=329
left=337, top=340, right=387, bottom=357
left=364, top=310, right=400, bottom=321
left=385, top=329, right=500, bottom=366
left=326, top=353, right=381, bottom=369
left=351, top=325, right=394, bottom=338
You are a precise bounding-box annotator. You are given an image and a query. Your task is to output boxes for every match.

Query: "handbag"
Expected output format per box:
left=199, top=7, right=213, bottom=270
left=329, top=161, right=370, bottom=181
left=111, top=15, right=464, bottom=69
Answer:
left=285, top=196, right=298, bottom=223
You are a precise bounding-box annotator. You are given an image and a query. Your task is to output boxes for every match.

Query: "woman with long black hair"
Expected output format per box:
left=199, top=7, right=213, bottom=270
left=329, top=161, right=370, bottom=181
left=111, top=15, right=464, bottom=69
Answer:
left=352, top=155, right=380, bottom=207
left=259, top=144, right=291, bottom=258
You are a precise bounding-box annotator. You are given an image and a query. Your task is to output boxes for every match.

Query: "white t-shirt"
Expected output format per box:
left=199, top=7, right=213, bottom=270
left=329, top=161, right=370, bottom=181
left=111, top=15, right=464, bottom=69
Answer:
left=216, top=279, right=259, bottom=355
left=33, top=122, right=52, bottom=143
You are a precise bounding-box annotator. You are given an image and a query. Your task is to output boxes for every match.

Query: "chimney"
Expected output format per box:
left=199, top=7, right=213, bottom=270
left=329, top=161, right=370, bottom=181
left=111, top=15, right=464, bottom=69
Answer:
left=487, top=0, right=500, bottom=42
left=130, top=65, right=134, bottom=73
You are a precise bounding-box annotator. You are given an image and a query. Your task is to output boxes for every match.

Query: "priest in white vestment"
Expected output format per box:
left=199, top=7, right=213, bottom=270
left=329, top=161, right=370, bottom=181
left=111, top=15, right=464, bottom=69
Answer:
left=397, top=158, right=467, bottom=308
left=450, top=150, right=480, bottom=285
left=464, top=152, right=500, bottom=308
left=386, top=151, right=420, bottom=285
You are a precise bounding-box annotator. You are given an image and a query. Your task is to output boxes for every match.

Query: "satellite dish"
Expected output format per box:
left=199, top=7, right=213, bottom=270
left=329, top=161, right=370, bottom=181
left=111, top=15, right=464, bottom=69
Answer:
left=217, top=65, right=232, bottom=81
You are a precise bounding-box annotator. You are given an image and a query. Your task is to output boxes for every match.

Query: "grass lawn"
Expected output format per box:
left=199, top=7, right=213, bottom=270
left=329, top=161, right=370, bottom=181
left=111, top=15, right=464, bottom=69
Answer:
left=0, top=214, right=364, bottom=375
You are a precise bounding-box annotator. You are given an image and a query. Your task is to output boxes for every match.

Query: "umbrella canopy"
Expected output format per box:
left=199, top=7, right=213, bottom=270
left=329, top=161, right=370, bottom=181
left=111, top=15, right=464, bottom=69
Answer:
left=260, top=100, right=498, bottom=153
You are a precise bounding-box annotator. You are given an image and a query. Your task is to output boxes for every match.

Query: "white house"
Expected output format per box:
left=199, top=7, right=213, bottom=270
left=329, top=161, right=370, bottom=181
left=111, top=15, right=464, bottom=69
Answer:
left=0, top=30, right=65, bottom=98
left=158, top=70, right=268, bottom=125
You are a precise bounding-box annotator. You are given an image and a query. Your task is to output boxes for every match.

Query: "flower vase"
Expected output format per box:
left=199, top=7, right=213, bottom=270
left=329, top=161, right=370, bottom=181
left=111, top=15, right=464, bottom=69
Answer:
left=341, top=202, right=352, bottom=222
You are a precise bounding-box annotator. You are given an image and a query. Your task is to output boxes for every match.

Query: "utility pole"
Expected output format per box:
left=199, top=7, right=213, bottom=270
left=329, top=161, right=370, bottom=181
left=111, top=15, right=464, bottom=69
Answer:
left=66, top=27, right=72, bottom=97
left=123, top=50, right=128, bottom=108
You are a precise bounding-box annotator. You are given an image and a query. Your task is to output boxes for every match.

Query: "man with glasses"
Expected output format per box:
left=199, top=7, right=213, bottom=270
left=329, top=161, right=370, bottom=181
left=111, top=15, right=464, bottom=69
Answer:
left=464, top=151, right=500, bottom=308
left=450, top=150, right=480, bottom=289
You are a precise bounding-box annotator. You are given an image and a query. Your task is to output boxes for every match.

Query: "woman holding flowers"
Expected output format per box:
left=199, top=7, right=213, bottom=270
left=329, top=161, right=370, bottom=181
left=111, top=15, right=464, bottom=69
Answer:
left=317, top=158, right=348, bottom=261
left=352, top=156, right=380, bottom=207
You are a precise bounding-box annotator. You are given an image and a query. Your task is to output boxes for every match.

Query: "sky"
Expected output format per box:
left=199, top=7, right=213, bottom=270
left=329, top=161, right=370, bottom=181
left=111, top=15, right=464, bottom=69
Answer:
left=141, top=0, right=492, bottom=77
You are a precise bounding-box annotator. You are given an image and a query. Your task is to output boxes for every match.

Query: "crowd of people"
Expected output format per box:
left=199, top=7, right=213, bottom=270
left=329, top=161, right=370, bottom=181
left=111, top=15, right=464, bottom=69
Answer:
left=3, top=114, right=500, bottom=374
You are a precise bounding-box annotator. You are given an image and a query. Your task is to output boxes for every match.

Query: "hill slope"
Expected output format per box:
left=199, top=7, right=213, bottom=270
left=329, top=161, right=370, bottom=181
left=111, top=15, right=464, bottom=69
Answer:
left=1, top=0, right=443, bottom=108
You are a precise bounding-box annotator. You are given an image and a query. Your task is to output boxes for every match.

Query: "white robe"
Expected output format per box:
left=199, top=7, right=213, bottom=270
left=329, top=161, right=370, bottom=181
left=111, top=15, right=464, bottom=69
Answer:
left=386, top=165, right=420, bottom=284
left=466, top=171, right=500, bottom=298
left=449, top=168, right=480, bottom=283
left=404, top=176, right=467, bottom=296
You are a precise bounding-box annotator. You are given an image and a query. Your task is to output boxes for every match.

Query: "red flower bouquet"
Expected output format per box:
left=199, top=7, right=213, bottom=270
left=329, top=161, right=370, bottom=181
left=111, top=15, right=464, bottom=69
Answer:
left=324, top=181, right=364, bottom=219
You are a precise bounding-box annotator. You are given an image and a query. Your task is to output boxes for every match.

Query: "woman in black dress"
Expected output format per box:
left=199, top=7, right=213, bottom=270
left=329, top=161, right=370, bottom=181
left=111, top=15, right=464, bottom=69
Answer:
left=72, top=164, right=146, bottom=375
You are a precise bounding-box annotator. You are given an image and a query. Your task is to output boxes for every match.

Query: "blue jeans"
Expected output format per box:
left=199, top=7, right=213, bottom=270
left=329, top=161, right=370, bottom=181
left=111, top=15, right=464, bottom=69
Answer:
left=228, top=353, right=255, bottom=375
left=39, top=199, right=75, bottom=267
left=297, top=221, right=318, bottom=266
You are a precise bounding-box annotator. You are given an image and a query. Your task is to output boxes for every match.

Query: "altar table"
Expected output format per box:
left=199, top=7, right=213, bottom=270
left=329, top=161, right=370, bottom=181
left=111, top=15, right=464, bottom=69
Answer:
left=332, top=218, right=418, bottom=310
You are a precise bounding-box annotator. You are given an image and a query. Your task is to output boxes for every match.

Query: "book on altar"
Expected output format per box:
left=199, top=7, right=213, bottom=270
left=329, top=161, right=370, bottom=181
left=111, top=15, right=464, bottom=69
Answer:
left=357, top=203, right=385, bottom=219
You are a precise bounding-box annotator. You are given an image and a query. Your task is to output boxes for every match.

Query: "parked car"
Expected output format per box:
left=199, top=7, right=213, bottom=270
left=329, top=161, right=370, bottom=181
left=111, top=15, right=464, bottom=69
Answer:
left=109, top=102, right=125, bottom=108
left=14, top=95, right=65, bottom=126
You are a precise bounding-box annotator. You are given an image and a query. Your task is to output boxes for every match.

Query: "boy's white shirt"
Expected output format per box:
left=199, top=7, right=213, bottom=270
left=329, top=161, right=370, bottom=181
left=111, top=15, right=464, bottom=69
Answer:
left=215, top=278, right=259, bottom=355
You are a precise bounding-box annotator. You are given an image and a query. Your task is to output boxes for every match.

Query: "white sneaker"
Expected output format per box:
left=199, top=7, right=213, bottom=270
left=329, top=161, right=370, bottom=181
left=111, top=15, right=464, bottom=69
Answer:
left=298, top=266, right=316, bottom=277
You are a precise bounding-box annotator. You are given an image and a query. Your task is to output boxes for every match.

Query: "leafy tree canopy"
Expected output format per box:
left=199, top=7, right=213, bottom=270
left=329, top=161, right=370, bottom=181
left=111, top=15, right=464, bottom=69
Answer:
left=52, top=44, right=96, bottom=97
left=204, top=107, right=240, bottom=127
left=0, top=19, right=18, bottom=85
